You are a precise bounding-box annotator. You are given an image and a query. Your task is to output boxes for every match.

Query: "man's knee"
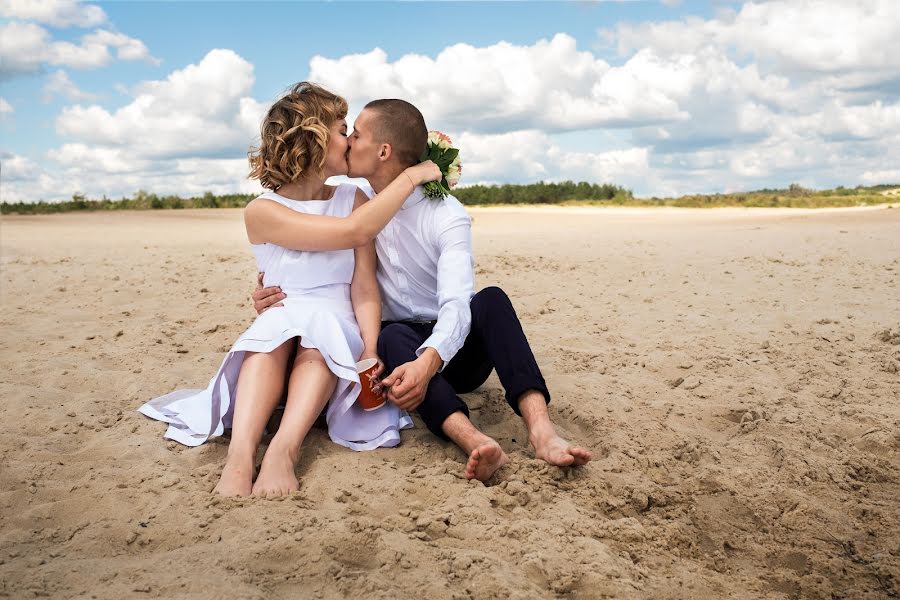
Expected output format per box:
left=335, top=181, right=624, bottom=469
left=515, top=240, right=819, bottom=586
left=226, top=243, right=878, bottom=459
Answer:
left=472, top=286, right=512, bottom=314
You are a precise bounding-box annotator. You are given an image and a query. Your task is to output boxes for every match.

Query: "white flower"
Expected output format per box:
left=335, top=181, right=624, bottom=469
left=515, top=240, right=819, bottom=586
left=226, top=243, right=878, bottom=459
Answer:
left=446, top=156, right=462, bottom=188
left=428, top=130, right=453, bottom=150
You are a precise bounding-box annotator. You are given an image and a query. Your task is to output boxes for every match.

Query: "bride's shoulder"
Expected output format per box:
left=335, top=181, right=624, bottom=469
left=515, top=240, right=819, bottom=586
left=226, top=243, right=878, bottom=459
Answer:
left=246, top=191, right=286, bottom=211
left=345, top=184, right=372, bottom=210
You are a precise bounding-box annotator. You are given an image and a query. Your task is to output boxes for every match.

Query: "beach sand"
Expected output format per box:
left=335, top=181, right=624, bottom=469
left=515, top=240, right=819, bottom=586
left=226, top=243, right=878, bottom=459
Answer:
left=1, top=205, right=898, bottom=598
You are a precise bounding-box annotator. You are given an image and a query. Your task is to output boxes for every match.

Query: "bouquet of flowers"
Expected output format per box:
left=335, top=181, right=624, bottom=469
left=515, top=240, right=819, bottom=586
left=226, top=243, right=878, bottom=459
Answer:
left=420, top=131, right=462, bottom=200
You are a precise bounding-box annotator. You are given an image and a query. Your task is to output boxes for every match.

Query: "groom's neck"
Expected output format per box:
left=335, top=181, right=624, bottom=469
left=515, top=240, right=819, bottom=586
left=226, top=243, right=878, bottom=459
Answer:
left=369, top=164, right=407, bottom=195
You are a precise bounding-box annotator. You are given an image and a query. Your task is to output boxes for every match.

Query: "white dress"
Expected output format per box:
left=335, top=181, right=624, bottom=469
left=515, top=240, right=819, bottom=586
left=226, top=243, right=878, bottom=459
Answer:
left=138, top=184, right=413, bottom=451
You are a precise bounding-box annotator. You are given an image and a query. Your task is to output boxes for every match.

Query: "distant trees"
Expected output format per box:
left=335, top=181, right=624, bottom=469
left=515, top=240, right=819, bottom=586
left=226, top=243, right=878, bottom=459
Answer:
left=452, top=181, right=632, bottom=205
left=1, top=181, right=896, bottom=214
left=1, top=182, right=634, bottom=214
left=0, top=190, right=258, bottom=214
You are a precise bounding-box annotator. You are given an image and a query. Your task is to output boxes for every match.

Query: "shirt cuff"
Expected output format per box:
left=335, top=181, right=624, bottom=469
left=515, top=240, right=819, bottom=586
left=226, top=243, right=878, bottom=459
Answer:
left=415, top=340, right=450, bottom=373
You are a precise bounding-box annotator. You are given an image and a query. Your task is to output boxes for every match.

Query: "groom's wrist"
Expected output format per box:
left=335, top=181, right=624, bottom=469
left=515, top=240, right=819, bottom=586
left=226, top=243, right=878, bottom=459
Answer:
left=417, top=347, right=443, bottom=378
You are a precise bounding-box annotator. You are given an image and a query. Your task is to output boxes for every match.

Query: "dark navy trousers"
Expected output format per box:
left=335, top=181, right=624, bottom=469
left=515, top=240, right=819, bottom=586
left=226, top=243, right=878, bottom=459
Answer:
left=377, top=286, right=550, bottom=440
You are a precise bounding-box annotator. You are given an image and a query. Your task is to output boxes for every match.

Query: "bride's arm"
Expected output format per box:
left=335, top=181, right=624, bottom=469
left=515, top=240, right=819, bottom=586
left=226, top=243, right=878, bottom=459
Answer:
left=349, top=194, right=384, bottom=375
left=244, top=161, right=440, bottom=251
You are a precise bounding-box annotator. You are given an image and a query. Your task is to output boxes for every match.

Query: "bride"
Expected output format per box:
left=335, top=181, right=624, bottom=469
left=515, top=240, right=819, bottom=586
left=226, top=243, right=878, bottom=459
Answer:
left=139, top=82, right=440, bottom=497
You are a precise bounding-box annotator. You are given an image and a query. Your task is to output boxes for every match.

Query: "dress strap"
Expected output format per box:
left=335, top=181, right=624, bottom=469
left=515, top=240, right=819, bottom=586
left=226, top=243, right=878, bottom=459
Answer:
left=337, top=183, right=359, bottom=217
left=256, top=191, right=293, bottom=208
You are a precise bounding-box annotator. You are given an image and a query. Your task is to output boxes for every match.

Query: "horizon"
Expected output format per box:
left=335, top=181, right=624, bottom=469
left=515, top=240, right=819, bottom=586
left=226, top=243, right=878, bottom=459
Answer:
left=3, top=180, right=897, bottom=214
left=2, top=0, right=899, bottom=203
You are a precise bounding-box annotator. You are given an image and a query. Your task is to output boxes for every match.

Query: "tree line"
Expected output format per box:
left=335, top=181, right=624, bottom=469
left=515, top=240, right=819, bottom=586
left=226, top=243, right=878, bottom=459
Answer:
left=1, top=181, right=895, bottom=215
left=1, top=181, right=632, bottom=214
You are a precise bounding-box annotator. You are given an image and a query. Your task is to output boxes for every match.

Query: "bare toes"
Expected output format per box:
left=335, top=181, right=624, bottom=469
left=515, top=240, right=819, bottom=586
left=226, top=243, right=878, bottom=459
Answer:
left=464, top=449, right=481, bottom=479
left=572, top=448, right=592, bottom=465
left=554, top=452, right=576, bottom=467
left=467, top=443, right=508, bottom=482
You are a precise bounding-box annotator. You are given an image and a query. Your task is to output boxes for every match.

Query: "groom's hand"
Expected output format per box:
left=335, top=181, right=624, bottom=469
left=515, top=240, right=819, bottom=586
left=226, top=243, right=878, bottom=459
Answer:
left=252, top=272, right=285, bottom=314
left=382, top=349, right=442, bottom=411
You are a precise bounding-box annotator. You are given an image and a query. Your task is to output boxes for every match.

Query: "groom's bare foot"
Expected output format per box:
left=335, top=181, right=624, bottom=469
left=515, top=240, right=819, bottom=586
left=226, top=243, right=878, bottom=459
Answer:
left=531, top=432, right=592, bottom=467
left=464, top=441, right=509, bottom=482
left=214, top=455, right=254, bottom=497
left=251, top=442, right=299, bottom=498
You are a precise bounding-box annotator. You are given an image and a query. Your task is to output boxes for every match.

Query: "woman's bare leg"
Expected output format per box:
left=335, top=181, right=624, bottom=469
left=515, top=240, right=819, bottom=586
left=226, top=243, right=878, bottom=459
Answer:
left=213, top=340, right=294, bottom=497
left=252, top=345, right=337, bottom=497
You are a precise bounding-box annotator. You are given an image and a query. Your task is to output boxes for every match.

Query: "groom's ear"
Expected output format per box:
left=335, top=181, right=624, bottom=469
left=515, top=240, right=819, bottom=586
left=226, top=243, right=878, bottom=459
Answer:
left=378, top=143, right=393, bottom=162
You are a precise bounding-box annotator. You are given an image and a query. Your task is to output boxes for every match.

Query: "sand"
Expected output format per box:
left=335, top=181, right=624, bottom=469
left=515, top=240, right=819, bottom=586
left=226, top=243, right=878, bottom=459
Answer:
left=1, top=205, right=898, bottom=599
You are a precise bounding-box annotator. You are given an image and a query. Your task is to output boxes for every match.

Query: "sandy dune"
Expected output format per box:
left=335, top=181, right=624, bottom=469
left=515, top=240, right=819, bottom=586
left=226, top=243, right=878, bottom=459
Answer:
left=1, top=205, right=898, bottom=598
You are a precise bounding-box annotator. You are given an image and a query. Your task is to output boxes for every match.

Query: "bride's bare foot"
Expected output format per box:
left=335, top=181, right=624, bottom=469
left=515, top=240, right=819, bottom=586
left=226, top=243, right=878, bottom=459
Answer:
left=464, top=441, right=509, bottom=482
left=213, top=455, right=254, bottom=497
left=251, top=442, right=299, bottom=498
left=531, top=431, right=592, bottom=467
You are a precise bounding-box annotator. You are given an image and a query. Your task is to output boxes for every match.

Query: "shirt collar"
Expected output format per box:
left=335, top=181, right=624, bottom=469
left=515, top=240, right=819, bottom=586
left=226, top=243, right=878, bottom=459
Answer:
left=401, top=185, right=426, bottom=210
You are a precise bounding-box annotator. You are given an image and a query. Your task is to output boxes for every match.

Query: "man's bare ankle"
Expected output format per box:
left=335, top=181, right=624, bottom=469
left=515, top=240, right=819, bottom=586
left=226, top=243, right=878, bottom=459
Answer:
left=527, top=423, right=558, bottom=446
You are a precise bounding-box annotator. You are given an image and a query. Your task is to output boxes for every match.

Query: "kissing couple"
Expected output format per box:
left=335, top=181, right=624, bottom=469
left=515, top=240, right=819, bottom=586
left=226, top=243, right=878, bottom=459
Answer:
left=139, top=82, right=591, bottom=497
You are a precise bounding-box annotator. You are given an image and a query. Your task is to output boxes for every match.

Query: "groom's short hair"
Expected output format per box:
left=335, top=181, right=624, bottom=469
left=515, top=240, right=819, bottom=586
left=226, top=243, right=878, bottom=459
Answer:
left=364, top=99, right=427, bottom=167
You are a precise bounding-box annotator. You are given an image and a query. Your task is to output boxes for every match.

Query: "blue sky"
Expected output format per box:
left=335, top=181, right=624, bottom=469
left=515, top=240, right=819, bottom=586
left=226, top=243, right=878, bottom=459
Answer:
left=1, top=0, right=898, bottom=202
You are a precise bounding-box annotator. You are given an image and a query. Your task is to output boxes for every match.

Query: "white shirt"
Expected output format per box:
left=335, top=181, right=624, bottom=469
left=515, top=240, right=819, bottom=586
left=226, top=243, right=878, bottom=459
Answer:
left=367, top=185, right=475, bottom=370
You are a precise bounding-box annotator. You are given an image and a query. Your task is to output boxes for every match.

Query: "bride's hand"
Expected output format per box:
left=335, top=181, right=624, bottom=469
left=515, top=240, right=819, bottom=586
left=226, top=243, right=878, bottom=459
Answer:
left=404, top=160, right=442, bottom=186
left=252, top=272, right=285, bottom=314
left=360, top=349, right=385, bottom=393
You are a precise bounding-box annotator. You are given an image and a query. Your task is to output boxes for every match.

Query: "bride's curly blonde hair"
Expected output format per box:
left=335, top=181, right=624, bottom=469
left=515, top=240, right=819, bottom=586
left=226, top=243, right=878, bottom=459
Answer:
left=248, top=82, right=348, bottom=190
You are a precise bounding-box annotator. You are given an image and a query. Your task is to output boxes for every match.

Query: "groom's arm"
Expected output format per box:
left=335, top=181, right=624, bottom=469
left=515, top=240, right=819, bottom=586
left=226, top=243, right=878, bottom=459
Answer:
left=416, top=205, right=475, bottom=369
left=383, top=204, right=474, bottom=410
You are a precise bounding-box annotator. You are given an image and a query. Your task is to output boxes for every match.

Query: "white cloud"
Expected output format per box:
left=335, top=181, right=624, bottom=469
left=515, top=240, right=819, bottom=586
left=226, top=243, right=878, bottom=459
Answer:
left=0, top=22, right=53, bottom=76
left=0, top=22, right=158, bottom=78
left=308, top=29, right=801, bottom=143
left=56, top=49, right=265, bottom=158
left=0, top=0, right=106, bottom=28
left=4, top=50, right=268, bottom=202
left=610, top=0, right=900, bottom=78
left=0, top=152, right=39, bottom=181
left=819, top=101, right=900, bottom=140
left=82, top=29, right=157, bottom=64
left=47, top=143, right=145, bottom=173
left=311, top=34, right=682, bottom=133
left=587, top=1, right=900, bottom=193
left=453, top=130, right=649, bottom=188
left=555, top=147, right=649, bottom=183
left=860, top=170, right=900, bottom=184
left=455, top=131, right=552, bottom=181
left=0, top=151, right=261, bottom=203
left=645, top=130, right=900, bottom=196
left=0, top=97, right=12, bottom=114
left=42, top=70, right=97, bottom=102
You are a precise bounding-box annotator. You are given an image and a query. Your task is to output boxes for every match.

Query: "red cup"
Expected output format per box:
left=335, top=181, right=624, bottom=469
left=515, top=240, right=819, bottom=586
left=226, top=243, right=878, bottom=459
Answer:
left=356, top=358, right=384, bottom=411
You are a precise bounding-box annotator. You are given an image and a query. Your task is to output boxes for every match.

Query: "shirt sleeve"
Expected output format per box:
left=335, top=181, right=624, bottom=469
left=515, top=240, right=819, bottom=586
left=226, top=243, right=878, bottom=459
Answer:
left=416, top=204, right=475, bottom=370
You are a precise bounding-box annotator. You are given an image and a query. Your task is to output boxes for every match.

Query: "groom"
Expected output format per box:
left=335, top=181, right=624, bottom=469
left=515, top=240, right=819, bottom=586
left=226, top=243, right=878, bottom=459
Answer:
left=254, top=99, right=591, bottom=481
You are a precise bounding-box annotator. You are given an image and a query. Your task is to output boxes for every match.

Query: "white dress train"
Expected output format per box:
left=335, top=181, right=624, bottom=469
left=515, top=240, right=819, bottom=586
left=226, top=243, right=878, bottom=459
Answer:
left=138, top=184, right=413, bottom=451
